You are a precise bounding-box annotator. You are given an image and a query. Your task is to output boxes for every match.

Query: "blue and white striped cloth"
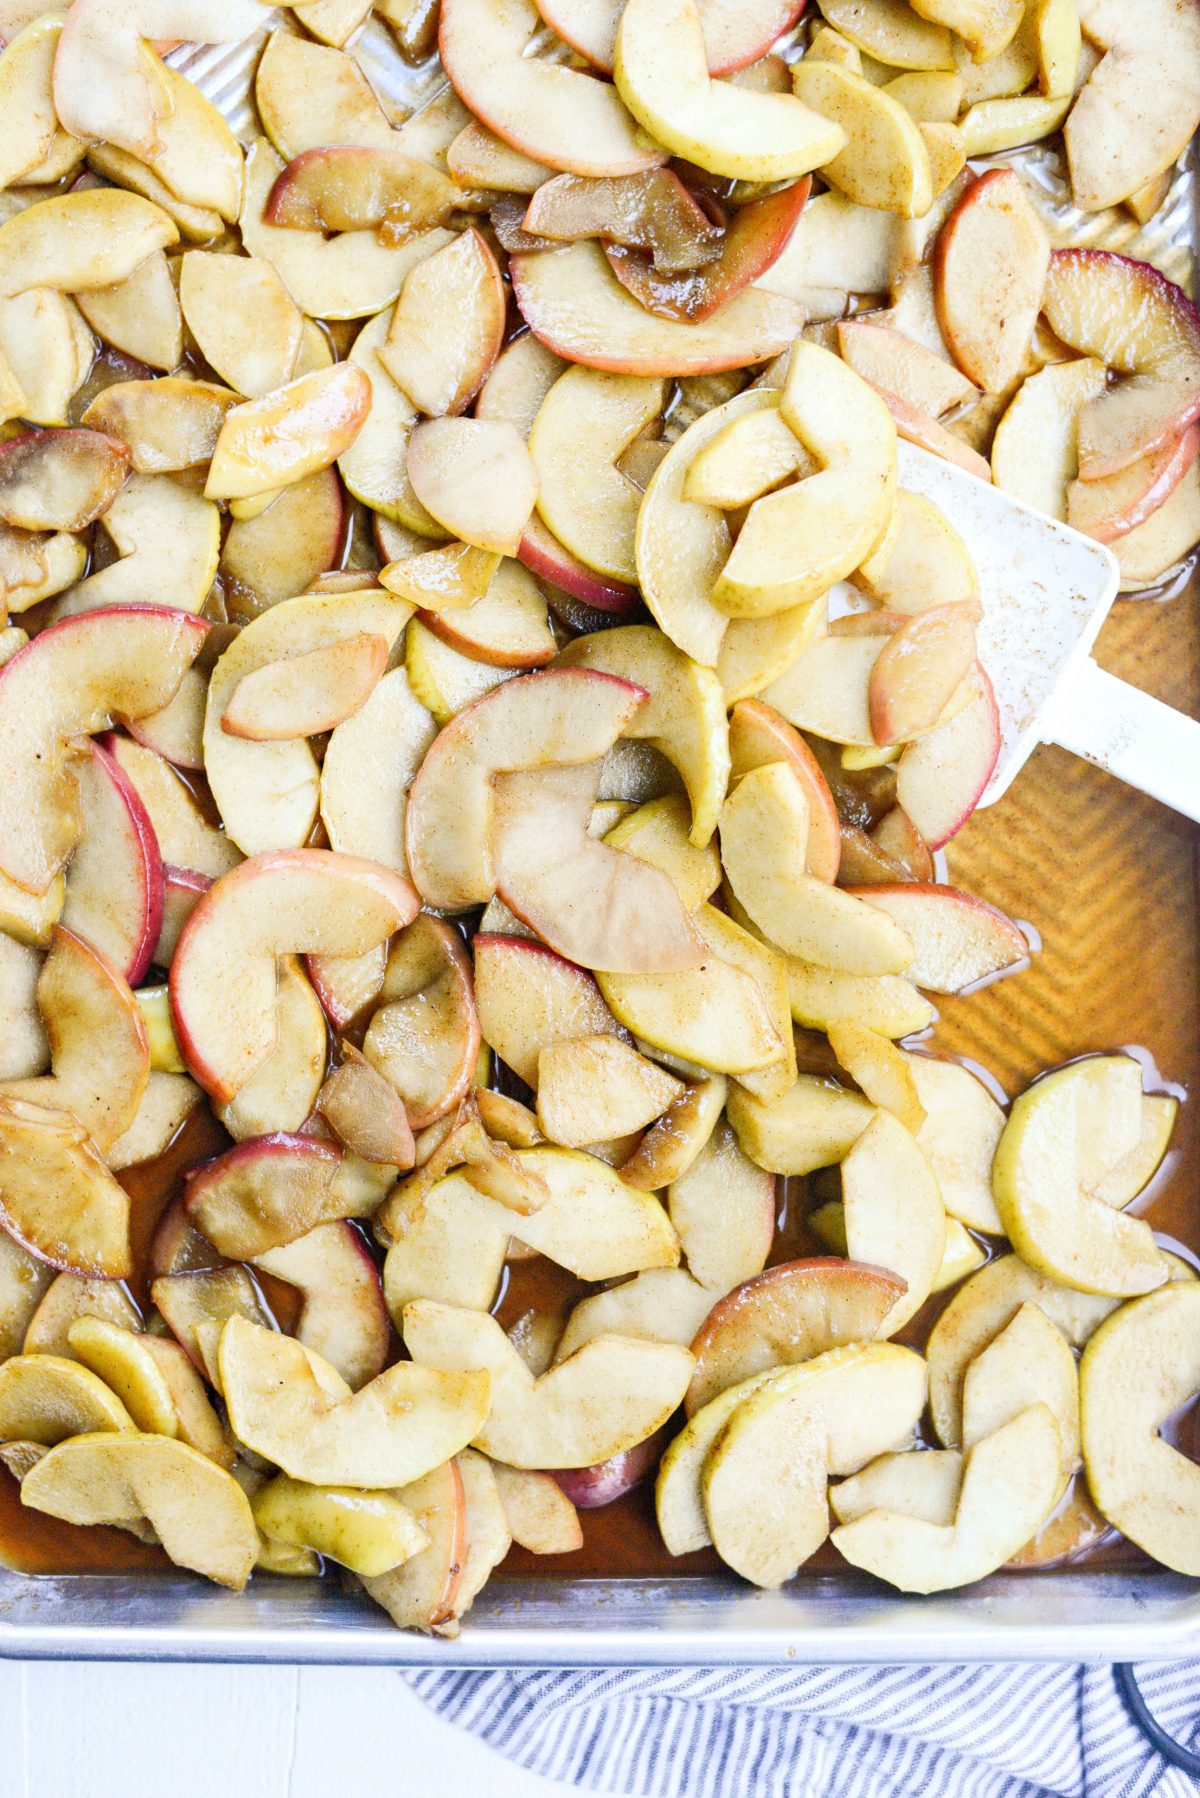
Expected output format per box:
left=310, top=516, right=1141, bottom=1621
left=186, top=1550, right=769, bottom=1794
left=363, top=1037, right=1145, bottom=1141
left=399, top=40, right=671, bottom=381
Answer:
left=409, top=1661, right=1200, bottom=1796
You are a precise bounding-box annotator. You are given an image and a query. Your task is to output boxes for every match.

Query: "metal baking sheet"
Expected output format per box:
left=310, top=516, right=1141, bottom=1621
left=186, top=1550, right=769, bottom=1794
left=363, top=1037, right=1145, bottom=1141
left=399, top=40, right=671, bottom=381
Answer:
left=1, top=11, right=1198, bottom=1664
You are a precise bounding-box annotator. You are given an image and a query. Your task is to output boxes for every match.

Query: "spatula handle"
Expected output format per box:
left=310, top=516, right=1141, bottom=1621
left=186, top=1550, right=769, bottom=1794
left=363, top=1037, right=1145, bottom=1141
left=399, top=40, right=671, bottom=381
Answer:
left=1045, top=658, right=1200, bottom=822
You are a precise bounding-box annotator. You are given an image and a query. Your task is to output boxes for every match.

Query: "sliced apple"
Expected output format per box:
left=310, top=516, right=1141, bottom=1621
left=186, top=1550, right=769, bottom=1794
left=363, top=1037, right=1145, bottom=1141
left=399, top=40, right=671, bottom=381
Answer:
left=255, top=29, right=395, bottom=158
left=266, top=144, right=459, bottom=245
left=341, top=310, right=446, bottom=529
left=491, top=1461, right=583, bottom=1554
left=933, top=170, right=1050, bottom=395
left=319, top=668, right=435, bottom=882
left=538, top=0, right=801, bottom=74
left=22, top=1269, right=139, bottom=1358
left=473, top=933, right=628, bottom=1088
left=362, top=915, right=479, bottom=1129
left=1114, top=459, right=1200, bottom=589
left=837, top=319, right=977, bottom=419
left=663, top=1118, right=774, bottom=1293
left=79, top=380, right=238, bottom=478
left=220, top=468, right=346, bottom=612
left=184, top=1134, right=388, bottom=1261
left=477, top=331, right=568, bottom=440
left=1080, top=1282, right=1200, bottom=1574
left=530, top=368, right=664, bottom=585
left=725, top=1072, right=873, bottom=1175
left=66, top=1316, right=178, bottom=1438
left=991, top=356, right=1110, bottom=521
left=104, top=734, right=239, bottom=882
left=252, top=1222, right=390, bottom=1393
left=1067, top=426, right=1200, bottom=544
left=405, top=417, right=538, bottom=558
left=0, top=17, right=61, bottom=190
left=868, top=602, right=978, bottom=747
left=0, top=188, right=177, bottom=300
left=790, top=59, right=932, bottom=218
left=0, top=1095, right=131, bottom=1278
left=359, top=1459, right=466, bottom=1635
left=536, top=1035, right=684, bottom=1147
left=0, top=1350, right=134, bottom=1443
left=60, top=740, right=162, bottom=986
left=318, top=1048, right=416, bottom=1170
left=379, top=227, right=505, bottom=422
left=439, top=0, right=664, bottom=178
left=992, top=1060, right=1170, bottom=1298
left=0, top=1229, right=53, bottom=1360
left=839, top=1110, right=945, bottom=1333
left=1064, top=0, right=1200, bottom=213
left=902, top=1051, right=1005, bottom=1233
left=828, top=1021, right=925, bottom=1135
left=848, top=883, right=1028, bottom=993
left=818, top=0, right=955, bottom=69
left=449, top=119, right=552, bottom=192
left=961, top=1297, right=1079, bottom=1487
left=523, top=170, right=720, bottom=269
left=251, top=1470, right=426, bottom=1579
left=895, top=663, right=1000, bottom=849
left=220, top=634, right=388, bottom=745
left=831, top=1447, right=962, bottom=1529
left=0, top=427, right=129, bottom=532
left=152, top=1265, right=274, bottom=1381
left=404, top=1298, right=693, bottom=1469
left=205, top=364, right=368, bottom=503
left=606, top=180, right=811, bottom=324
left=106, top=1070, right=201, bottom=1174
left=169, top=849, right=418, bottom=1105
left=512, top=240, right=805, bottom=381
left=178, top=251, right=302, bottom=401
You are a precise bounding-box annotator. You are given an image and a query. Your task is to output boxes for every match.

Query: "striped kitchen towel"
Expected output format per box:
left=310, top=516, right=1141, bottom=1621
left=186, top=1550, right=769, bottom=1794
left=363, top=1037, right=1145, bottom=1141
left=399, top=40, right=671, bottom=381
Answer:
left=408, top=1661, right=1200, bottom=1796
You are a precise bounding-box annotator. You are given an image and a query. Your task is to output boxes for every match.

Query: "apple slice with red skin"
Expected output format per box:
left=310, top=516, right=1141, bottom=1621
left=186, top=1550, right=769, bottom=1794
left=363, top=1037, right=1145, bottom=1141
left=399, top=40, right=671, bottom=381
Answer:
left=539, top=0, right=803, bottom=75
left=149, top=1194, right=221, bottom=1282
left=0, top=606, right=207, bottom=896
left=265, top=145, right=460, bottom=242
left=101, top=733, right=239, bottom=882
left=306, top=945, right=388, bottom=1035
left=156, top=867, right=210, bottom=966
left=492, top=763, right=706, bottom=974
left=381, top=228, right=506, bottom=420
left=895, top=662, right=999, bottom=849
left=512, top=240, right=806, bottom=378
left=438, top=0, right=664, bottom=179
left=553, top=1428, right=668, bottom=1508
left=518, top=512, right=641, bottom=616
left=363, top=915, right=481, bottom=1130
left=405, top=667, right=647, bottom=911
left=879, top=388, right=993, bottom=482
left=170, top=848, right=419, bottom=1106
left=607, top=180, right=810, bottom=324
left=847, top=883, right=1027, bottom=993
left=1, top=925, right=149, bottom=1154
left=185, top=1133, right=394, bottom=1261
left=60, top=741, right=162, bottom=987
left=0, top=427, right=130, bottom=530
left=728, top=698, right=840, bottom=883
left=868, top=602, right=978, bottom=746
left=523, top=170, right=721, bottom=271
left=219, top=468, right=346, bottom=613
left=473, top=932, right=629, bottom=1088
left=1041, top=249, right=1200, bottom=479
left=684, top=1257, right=906, bottom=1416
left=220, top=633, right=389, bottom=742
left=251, top=1222, right=390, bottom=1393
left=423, top=560, right=557, bottom=669
left=1067, top=424, right=1200, bottom=543
left=934, top=169, right=1050, bottom=395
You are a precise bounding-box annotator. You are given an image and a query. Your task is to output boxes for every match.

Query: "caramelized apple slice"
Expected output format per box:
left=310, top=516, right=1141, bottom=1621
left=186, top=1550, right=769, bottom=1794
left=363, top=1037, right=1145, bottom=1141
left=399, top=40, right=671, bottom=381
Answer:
left=0, top=188, right=177, bottom=300
left=266, top=145, right=459, bottom=242
left=206, top=365, right=369, bottom=502
left=185, top=1134, right=391, bottom=1260
left=473, top=933, right=628, bottom=1088
left=0, top=1095, right=131, bottom=1278
left=381, top=228, right=505, bottom=418
left=524, top=171, right=720, bottom=270
left=179, top=251, right=302, bottom=401
left=606, top=181, right=810, bottom=323
left=363, top=915, right=481, bottom=1129
left=81, top=380, right=239, bottom=476
left=0, top=427, right=129, bottom=531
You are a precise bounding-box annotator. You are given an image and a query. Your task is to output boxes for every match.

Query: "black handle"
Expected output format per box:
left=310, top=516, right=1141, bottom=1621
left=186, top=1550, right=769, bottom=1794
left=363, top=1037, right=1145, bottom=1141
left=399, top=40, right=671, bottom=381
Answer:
left=1115, top=1663, right=1200, bottom=1776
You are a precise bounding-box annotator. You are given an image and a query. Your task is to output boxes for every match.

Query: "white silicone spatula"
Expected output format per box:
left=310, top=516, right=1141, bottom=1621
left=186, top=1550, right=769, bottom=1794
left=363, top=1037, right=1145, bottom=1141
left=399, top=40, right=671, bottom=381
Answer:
left=894, top=442, right=1200, bottom=821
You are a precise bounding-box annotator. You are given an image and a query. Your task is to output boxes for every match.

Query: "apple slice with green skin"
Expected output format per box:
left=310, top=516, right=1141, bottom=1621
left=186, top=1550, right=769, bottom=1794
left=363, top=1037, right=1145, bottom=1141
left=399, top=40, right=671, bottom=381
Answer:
left=606, top=181, right=811, bottom=324
left=868, top=602, right=978, bottom=746
left=1080, top=1282, right=1200, bottom=1574
left=901, top=1052, right=1005, bottom=1234
left=726, top=1073, right=873, bottom=1176
left=55, top=474, right=220, bottom=621
left=80, top=380, right=239, bottom=476
left=666, top=1119, right=775, bottom=1292
left=512, top=240, right=806, bottom=381
left=991, top=1060, right=1170, bottom=1298
left=220, top=634, right=389, bottom=743
left=537, top=1035, right=685, bottom=1147
left=22, top=1431, right=258, bottom=1589
left=615, top=0, right=843, bottom=181
left=407, top=418, right=538, bottom=557
left=439, top=0, right=663, bottom=179
left=713, top=343, right=897, bottom=618
left=0, top=427, right=130, bottom=531
left=170, top=849, right=418, bottom=1106
left=66, top=1316, right=182, bottom=1439
left=537, top=0, right=802, bottom=75
left=1041, top=250, right=1200, bottom=479
left=530, top=368, right=665, bottom=584
left=0, top=1352, right=135, bottom=1443
left=1087, top=1093, right=1178, bottom=1211
left=360, top=1459, right=467, bottom=1635
left=1064, top=0, right=1200, bottom=213
left=991, top=357, right=1110, bottom=521
left=266, top=145, right=459, bottom=243
left=831, top=1402, right=1062, bottom=1592
left=319, top=669, right=435, bottom=882
left=523, top=171, right=721, bottom=269
left=104, top=735, right=239, bottom=882
left=557, top=625, right=731, bottom=847
left=179, top=251, right=302, bottom=401
left=934, top=170, right=1050, bottom=395
left=728, top=699, right=840, bottom=883
left=403, top=1298, right=694, bottom=1469
left=791, top=60, right=933, bottom=218
left=185, top=1134, right=392, bottom=1261
left=252, top=1222, right=390, bottom=1393
left=473, top=933, right=629, bottom=1088
left=659, top=1340, right=925, bottom=1556
left=0, top=605, right=206, bottom=895
left=847, top=883, right=1028, bottom=993
left=252, top=1471, right=427, bottom=1578
left=962, top=1299, right=1079, bottom=1488
left=839, top=1110, right=946, bottom=1334
left=205, top=364, right=369, bottom=503
left=381, top=228, right=505, bottom=420
left=204, top=591, right=409, bottom=859
left=895, top=663, right=1000, bottom=849
left=493, top=1462, right=583, bottom=1553
left=684, top=1256, right=904, bottom=1417
left=405, top=667, right=645, bottom=911
left=59, top=741, right=162, bottom=987
left=363, top=915, right=480, bottom=1129
left=220, top=1314, right=489, bottom=1488
left=0, top=188, right=178, bottom=299
left=0, top=1095, right=132, bottom=1278
left=1067, top=425, right=1200, bottom=544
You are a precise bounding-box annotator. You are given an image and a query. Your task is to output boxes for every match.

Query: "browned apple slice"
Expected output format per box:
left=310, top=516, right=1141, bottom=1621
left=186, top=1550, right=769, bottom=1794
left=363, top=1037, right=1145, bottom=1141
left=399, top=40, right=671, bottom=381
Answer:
left=265, top=144, right=459, bottom=244
left=220, top=1315, right=489, bottom=1487
left=523, top=170, right=720, bottom=270
left=473, top=933, right=629, bottom=1087
left=0, top=188, right=178, bottom=300
left=220, top=634, right=388, bottom=743
left=683, top=1257, right=906, bottom=1415
left=492, top=764, right=706, bottom=974
left=0, top=606, right=206, bottom=895
left=152, top=1265, right=273, bottom=1379
left=363, top=915, right=480, bottom=1129
left=359, top=1458, right=466, bottom=1634
left=849, top=882, right=1027, bottom=993
left=934, top=170, right=1050, bottom=395
left=254, top=29, right=395, bottom=157
left=512, top=240, right=805, bottom=378
left=81, top=380, right=239, bottom=476
left=380, top=228, right=506, bottom=419
left=22, top=1268, right=140, bottom=1356
left=206, top=364, right=369, bottom=503
left=252, top=1222, right=390, bottom=1392
left=106, top=1070, right=201, bottom=1174
left=606, top=181, right=811, bottom=324
left=179, top=251, right=302, bottom=401
left=220, top=469, right=346, bottom=612
left=0, top=1095, right=131, bottom=1278
left=318, top=1047, right=416, bottom=1169
left=439, top=0, right=663, bottom=178
left=0, top=427, right=129, bottom=531
left=1041, top=249, right=1200, bottom=480
left=895, top=663, right=999, bottom=848
left=169, top=849, right=418, bottom=1105
left=406, top=417, right=538, bottom=556
left=405, top=667, right=645, bottom=910
left=185, top=1134, right=391, bottom=1260
left=60, top=740, right=162, bottom=986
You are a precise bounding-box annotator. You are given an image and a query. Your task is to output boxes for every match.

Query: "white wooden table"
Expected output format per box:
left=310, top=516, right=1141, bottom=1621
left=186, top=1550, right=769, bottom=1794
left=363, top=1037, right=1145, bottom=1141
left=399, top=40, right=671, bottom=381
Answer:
left=2, top=1664, right=582, bottom=1795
